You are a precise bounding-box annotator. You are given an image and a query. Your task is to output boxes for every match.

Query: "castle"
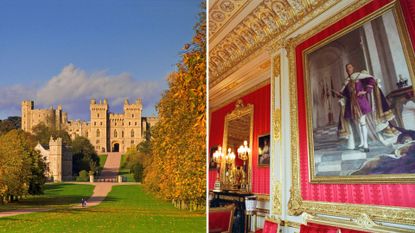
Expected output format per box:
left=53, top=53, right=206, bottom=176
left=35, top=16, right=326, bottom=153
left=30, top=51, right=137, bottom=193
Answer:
left=35, top=137, right=72, bottom=182
left=22, top=98, right=158, bottom=153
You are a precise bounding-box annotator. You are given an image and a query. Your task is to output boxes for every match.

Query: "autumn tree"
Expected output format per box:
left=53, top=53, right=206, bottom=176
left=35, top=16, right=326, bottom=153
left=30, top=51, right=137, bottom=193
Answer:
left=144, top=3, right=206, bottom=210
left=0, top=130, right=46, bottom=203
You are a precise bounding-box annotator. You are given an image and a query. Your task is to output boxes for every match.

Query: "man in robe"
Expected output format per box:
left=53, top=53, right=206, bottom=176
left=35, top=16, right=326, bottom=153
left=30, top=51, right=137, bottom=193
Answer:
left=334, top=64, right=395, bottom=152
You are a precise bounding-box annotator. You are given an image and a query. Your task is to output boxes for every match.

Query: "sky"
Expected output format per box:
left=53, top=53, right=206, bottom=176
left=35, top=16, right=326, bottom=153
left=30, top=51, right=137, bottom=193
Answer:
left=0, top=0, right=201, bottom=120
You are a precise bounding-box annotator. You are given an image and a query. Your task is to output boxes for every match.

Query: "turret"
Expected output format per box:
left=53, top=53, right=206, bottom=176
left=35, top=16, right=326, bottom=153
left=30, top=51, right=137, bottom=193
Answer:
left=21, top=100, right=34, bottom=132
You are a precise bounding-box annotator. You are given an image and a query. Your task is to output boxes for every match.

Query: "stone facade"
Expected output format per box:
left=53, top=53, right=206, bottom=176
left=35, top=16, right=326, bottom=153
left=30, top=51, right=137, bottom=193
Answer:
left=35, top=137, right=73, bottom=182
left=22, top=98, right=158, bottom=154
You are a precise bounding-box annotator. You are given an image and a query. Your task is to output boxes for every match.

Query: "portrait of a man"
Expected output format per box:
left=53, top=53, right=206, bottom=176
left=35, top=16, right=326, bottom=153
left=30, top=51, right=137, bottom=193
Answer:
left=307, top=9, right=415, bottom=178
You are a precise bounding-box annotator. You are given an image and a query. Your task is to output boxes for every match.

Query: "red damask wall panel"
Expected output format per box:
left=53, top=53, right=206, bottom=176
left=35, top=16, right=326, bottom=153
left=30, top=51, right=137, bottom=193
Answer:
left=296, top=0, right=415, bottom=208
left=209, top=84, right=270, bottom=194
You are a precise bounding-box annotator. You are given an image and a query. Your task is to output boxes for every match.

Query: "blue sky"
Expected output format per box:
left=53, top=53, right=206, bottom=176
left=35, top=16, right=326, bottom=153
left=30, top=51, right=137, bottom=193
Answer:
left=0, top=0, right=202, bottom=120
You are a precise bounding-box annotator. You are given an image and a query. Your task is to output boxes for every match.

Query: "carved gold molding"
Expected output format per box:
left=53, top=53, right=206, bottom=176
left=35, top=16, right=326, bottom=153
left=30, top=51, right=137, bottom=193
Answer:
left=209, top=0, right=342, bottom=88
left=304, top=213, right=415, bottom=233
left=209, top=0, right=252, bottom=41
left=287, top=0, right=415, bottom=227
left=272, top=180, right=281, bottom=215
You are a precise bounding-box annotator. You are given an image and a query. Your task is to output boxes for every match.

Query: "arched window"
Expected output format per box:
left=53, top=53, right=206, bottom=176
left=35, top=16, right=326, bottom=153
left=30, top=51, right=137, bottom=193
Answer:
left=131, top=129, right=134, bottom=137
left=114, top=130, right=117, bottom=138
left=121, top=131, right=124, bottom=137
left=96, top=129, right=100, bottom=137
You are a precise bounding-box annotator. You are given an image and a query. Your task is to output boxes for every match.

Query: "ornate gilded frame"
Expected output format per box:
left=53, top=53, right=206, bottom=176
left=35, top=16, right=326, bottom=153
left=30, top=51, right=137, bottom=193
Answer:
left=287, top=0, right=415, bottom=229
left=302, top=0, right=415, bottom=184
left=257, top=133, right=270, bottom=167
left=222, top=99, right=254, bottom=192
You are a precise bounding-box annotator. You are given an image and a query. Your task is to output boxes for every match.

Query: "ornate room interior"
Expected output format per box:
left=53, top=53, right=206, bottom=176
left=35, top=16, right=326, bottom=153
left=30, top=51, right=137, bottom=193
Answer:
left=208, top=0, right=415, bottom=232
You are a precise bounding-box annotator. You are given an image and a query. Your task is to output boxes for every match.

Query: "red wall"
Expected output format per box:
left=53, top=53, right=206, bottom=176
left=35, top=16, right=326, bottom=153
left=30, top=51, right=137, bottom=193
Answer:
left=209, top=84, right=270, bottom=194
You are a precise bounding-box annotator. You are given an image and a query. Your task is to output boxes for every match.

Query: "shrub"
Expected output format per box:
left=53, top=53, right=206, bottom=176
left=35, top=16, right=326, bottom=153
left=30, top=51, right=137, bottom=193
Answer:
left=76, top=170, right=89, bottom=182
left=132, top=163, right=144, bottom=182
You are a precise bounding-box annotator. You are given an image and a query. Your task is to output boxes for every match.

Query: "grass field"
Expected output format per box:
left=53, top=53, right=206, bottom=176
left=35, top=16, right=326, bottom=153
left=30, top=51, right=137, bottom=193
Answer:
left=0, top=183, right=94, bottom=212
left=119, top=154, right=135, bottom=182
left=0, top=185, right=206, bottom=233
left=98, top=154, right=107, bottom=168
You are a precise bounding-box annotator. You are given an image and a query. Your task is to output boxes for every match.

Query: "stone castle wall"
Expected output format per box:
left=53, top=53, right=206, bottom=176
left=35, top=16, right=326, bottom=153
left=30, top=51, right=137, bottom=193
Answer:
left=21, top=98, right=157, bottom=154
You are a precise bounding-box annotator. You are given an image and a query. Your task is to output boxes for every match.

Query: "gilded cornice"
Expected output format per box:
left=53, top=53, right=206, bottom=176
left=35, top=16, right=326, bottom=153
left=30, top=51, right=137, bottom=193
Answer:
left=209, top=0, right=252, bottom=41
left=209, top=0, right=342, bottom=88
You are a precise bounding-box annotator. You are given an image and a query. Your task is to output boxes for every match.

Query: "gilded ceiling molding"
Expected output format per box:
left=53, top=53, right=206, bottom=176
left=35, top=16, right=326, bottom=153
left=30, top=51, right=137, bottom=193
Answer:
left=286, top=0, right=415, bottom=227
left=209, top=0, right=343, bottom=88
left=209, top=0, right=252, bottom=41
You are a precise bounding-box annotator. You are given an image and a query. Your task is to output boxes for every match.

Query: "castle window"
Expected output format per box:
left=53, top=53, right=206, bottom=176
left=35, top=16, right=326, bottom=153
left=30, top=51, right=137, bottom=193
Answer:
left=94, top=122, right=96, bottom=126
left=131, top=140, right=134, bottom=145
left=135, top=122, right=137, bottom=126
left=100, top=122, right=102, bottom=126
left=131, top=129, right=134, bottom=137
left=115, top=122, right=117, bottom=126
left=122, top=131, right=124, bottom=137
left=97, top=113, right=99, bottom=118
left=96, top=140, right=100, bottom=144
left=132, top=114, right=134, bottom=118
left=96, top=129, right=100, bottom=137
left=114, top=130, right=117, bottom=138
left=129, top=122, right=131, bottom=126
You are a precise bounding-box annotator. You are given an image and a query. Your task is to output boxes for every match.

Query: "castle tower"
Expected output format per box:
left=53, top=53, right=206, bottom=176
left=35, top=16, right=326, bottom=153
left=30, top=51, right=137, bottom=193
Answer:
left=123, top=98, right=143, bottom=149
left=90, top=98, right=109, bottom=152
left=55, top=105, right=63, bottom=130
left=49, top=137, right=63, bottom=182
left=21, top=100, right=34, bottom=132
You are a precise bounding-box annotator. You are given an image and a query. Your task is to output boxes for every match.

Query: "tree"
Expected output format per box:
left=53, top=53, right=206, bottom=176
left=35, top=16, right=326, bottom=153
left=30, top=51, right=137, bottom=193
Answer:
left=143, top=3, right=206, bottom=210
left=71, top=136, right=99, bottom=175
left=32, top=122, right=71, bottom=146
left=0, top=130, right=46, bottom=203
left=0, top=116, right=21, bottom=136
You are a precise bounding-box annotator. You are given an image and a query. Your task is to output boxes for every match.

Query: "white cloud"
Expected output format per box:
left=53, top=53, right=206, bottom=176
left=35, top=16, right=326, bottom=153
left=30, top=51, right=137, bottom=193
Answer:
left=0, top=64, right=165, bottom=120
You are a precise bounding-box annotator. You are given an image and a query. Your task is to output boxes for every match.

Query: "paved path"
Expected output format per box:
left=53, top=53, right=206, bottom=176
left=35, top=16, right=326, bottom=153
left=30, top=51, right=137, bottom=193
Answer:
left=0, top=152, right=125, bottom=217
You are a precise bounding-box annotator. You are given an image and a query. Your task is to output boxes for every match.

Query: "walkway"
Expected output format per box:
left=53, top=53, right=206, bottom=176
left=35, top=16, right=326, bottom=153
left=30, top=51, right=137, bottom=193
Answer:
left=86, top=152, right=122, bottom=206
left=0, top=152, right=124, bottom=217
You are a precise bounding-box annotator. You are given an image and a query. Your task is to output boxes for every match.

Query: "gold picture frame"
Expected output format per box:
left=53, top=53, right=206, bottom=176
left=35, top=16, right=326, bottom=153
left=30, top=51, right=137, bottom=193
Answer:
left=303, top=0, right=415, bottom=183
left=286, top=0, right=415, bottom=228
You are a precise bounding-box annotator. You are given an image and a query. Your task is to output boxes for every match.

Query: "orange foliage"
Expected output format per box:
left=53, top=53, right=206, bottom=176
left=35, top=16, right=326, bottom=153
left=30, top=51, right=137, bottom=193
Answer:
left=143, top=3, right=206, bottom=210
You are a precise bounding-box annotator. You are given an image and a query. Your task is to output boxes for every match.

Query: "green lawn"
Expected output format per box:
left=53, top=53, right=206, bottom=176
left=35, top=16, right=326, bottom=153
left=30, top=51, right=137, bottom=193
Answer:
left=0, top=185, right=206, bottom=233
left=0, top=183, right=94, bottom=212
left=98, top=154, right=108, bottom=169
left=119, top=154, right=135, bottom=182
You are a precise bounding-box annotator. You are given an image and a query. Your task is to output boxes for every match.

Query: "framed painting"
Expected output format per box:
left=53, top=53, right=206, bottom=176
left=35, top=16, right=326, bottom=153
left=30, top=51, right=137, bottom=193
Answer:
left=258, top=134, right=270, bottom=167
left=286, top=0, right=415, bottom=227
left=302, top=0, right=415, bottom=183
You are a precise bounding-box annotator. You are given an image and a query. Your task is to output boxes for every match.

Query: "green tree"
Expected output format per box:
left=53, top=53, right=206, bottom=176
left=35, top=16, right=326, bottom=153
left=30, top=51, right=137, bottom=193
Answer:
left=0, top=116, right=21, bottom=136
left=143, top=3, right=206, bottom=210
left=32, top=122, right=71, bottom=146
left=0, top=130, right=46, bottom=203
left=71, top=136, right=99, bottom=175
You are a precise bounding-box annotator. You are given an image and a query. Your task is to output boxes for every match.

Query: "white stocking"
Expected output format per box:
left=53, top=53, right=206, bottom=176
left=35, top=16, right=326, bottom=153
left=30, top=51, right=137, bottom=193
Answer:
left=347, top=120, right=355, bottom=149
left=360, top=115, right=368, bottom=149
